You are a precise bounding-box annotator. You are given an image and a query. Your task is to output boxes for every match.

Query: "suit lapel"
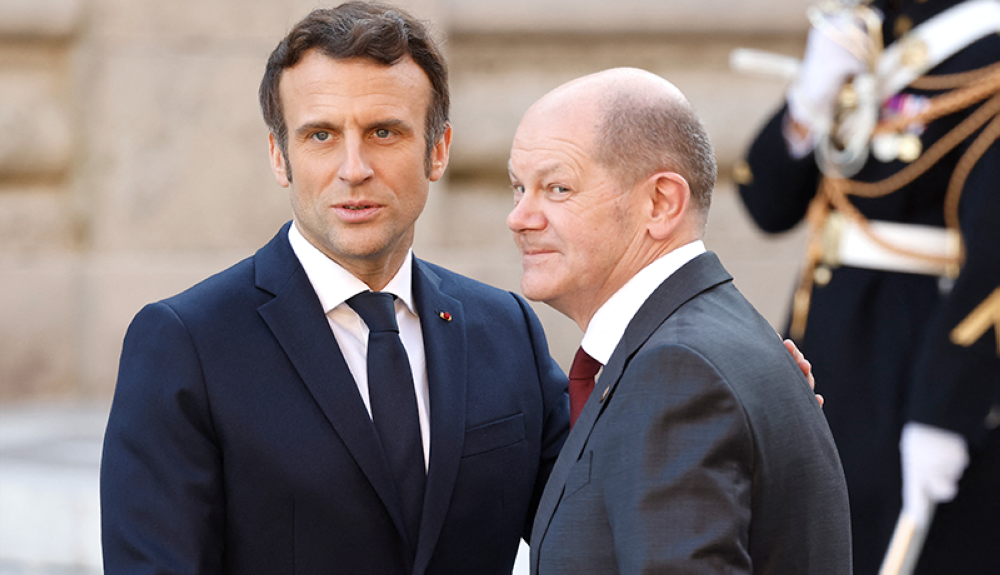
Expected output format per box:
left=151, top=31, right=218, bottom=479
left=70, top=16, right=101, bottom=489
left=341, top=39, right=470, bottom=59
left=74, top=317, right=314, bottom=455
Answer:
left=530, top=252, right=733, bottom=572
left=601, top=252, right=732, bottom=388
left=253, top=224, right=410, bottom=548
left=411, top=259, right=468, bottom=575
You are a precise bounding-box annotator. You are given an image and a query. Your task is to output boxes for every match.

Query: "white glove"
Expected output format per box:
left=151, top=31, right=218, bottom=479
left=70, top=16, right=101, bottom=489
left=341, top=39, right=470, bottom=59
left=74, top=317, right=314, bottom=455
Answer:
left=786, top=13, right=869, bottom=147
left=900, top=422, right=969, bottom=527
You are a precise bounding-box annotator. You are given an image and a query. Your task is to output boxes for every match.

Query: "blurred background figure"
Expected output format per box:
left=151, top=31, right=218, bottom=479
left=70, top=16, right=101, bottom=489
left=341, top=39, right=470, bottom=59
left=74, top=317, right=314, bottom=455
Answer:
left=735, top=0, right=1000, bottom=573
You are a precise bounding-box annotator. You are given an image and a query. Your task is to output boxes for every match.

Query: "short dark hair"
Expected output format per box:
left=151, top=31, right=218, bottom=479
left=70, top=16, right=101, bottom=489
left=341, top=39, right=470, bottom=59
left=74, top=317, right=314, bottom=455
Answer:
left=259, top=2, right=450, bottom=176
left=593, top=90, right=717, bottom=225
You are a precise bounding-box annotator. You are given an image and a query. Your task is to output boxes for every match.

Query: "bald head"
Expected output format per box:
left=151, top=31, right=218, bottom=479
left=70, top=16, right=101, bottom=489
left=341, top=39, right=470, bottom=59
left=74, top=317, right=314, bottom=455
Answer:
left=520, top=68, right=717, bottom=227
left=526, top=67, right=687, bottom=119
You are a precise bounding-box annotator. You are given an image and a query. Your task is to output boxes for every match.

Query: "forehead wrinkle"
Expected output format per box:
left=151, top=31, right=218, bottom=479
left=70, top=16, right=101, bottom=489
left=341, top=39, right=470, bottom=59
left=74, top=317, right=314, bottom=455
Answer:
left=532, top=162, right=567, bottom=180
left=509, top=154, right=567, bottom=183
left=281, top=52, right=431, bottom=129
left=511, top=142, right=590, bottom=182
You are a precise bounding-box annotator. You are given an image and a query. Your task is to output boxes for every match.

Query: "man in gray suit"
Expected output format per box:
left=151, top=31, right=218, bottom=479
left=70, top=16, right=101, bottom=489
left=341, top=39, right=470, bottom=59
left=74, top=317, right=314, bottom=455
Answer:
left=507, top=68, right=852, bottom=574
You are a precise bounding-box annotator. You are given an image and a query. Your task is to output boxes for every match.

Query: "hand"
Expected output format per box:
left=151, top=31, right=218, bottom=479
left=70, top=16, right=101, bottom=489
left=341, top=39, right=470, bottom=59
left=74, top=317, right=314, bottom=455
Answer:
left=783, top=339, right=822, bottom=407
left=786, top=13, right=868, bottom=143
left=900, top=422, right=969, bottom=526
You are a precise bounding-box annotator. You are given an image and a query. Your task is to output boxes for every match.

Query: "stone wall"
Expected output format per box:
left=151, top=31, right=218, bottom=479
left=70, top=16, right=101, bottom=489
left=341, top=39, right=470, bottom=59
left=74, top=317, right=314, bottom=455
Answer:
left=0, top=0, right=811, bottom=401
left=2, top=0, right=86, bottom=399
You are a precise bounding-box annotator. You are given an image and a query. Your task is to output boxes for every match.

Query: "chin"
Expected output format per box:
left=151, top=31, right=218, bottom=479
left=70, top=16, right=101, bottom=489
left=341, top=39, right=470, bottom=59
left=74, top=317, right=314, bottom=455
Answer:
left=520, top=279, right=557, bottom=305
left=519, top=279, right=541, bottom=302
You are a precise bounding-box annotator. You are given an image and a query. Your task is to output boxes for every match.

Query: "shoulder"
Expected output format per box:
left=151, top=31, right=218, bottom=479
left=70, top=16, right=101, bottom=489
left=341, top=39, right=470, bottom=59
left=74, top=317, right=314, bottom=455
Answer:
left=415, top=258, right=502, bottom=295
left=119, top=256, right=262, bottom=354
left=158, top=255, right=260, bottom=319
left=643, top=283, right=804, bottom=392
left=415, top=258, right=533, bottom=315
left=413, top=259, right=553, bottom=356
left=928, top=31, right=1000, bottom=74
left=152, top=223, right=299, bottom=319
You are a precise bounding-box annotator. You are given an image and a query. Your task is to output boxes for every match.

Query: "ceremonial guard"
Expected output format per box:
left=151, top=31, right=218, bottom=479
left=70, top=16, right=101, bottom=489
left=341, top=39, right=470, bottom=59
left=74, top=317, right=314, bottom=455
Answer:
left=735, top=1, right=1000, bottom=573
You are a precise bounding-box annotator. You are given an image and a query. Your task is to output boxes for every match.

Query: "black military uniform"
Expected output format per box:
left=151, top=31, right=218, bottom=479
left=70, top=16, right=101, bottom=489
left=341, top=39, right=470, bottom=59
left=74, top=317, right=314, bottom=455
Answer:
left=737, top=1, right=1000, bottom=573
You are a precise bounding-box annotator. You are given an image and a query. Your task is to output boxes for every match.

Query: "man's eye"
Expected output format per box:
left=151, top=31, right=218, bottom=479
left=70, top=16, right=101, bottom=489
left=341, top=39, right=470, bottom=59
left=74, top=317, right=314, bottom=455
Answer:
left=552, top=186, right=570, bottom=194
left=312, top=132, right=331, bottom=142
left=374, top=128, right=392, bottom=138
left=510, top=184, right=525, bottom=204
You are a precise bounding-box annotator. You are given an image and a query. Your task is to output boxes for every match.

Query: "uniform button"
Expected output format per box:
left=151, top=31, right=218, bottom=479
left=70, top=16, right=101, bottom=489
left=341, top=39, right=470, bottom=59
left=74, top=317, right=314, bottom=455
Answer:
left=733, top=160, right=753, bottom=186
left=985, top=405, right=1000, bottom=430
left=895, top=15, right=913, bottom=37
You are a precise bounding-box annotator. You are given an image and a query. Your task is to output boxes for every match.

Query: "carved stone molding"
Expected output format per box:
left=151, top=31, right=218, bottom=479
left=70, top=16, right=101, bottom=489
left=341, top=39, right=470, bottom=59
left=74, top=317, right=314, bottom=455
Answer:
left=0, top=72, right=73, bottom=178
left=0, top=0, right=82, bottom=180
left=0, top=0, right=84, bottom=39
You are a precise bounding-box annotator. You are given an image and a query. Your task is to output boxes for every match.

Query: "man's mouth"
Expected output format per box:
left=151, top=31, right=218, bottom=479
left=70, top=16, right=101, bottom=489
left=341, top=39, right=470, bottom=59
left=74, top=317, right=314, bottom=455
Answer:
left=334, top=202, right=383, bottom=221
left=520, top=246, right=556, bottom=257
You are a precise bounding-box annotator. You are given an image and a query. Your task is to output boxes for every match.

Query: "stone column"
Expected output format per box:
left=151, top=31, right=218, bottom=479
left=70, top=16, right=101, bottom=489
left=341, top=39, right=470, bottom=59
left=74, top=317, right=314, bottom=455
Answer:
left=0, top=0, right=86, bottom=399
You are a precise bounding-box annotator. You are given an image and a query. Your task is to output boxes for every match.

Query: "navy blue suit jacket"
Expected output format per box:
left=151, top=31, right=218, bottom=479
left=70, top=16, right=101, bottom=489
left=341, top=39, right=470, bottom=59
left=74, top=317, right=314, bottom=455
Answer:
left=101, top=223, right=570, bottom=574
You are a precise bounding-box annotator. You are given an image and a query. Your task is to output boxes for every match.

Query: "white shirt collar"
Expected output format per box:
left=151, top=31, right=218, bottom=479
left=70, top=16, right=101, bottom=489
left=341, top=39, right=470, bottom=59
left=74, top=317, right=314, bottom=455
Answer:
left=287, top=222, right=417, bottom=315
left=581, top=240, right=706, bottom=365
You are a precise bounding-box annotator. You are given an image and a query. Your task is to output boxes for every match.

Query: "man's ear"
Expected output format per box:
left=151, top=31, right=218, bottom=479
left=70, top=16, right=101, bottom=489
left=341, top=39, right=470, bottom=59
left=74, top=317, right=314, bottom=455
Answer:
left=268, top=133, right=290, bottom=188
left=646, top=171, right=690, bottom=241
left=429, top=123, right=453, bottom=182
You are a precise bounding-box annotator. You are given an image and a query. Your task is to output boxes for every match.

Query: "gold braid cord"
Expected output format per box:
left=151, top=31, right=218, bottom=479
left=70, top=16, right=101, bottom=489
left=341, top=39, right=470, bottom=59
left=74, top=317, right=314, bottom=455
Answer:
left=790, top=67, right=1000, bottom=340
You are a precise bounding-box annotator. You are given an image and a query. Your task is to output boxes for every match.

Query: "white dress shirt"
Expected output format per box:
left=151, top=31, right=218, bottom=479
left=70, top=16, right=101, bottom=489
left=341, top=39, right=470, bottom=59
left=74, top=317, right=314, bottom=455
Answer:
left=581, top=241, right=707, bottom=366
left=288, top=222, right=430, bottom=469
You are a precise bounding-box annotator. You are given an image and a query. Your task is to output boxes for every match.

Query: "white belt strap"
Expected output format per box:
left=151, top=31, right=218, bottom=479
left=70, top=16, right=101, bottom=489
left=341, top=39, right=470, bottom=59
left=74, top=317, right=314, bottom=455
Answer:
left=823, top=212, right=962, bottom=276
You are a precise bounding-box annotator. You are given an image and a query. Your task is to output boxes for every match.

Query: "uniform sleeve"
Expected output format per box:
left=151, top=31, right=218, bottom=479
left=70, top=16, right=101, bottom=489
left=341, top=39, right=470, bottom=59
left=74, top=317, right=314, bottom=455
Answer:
left=909, top=135, right=1000, bottom=447
left=737, top=104, right=824, bottom=234
left=100, top=302, right=225, bottom=574
left=603, top=345, right=753, bottom=574
left=513, top=293, right=570, bottom=541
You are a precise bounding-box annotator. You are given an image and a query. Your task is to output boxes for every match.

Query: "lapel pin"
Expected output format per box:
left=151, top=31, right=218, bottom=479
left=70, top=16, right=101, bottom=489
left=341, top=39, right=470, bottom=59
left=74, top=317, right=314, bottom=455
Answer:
left=438, top=311, right=452, bottom=322
left=599, top=385, right=611, bottom=403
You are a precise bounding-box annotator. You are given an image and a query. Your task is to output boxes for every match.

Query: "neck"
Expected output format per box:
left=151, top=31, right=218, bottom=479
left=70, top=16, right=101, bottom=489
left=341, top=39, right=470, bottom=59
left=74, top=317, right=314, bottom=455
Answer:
left=560, top=233, right=700, bottom=331
left=302, top=231, right=412, bottom=292
left=349, top=251, right=409, bottom=292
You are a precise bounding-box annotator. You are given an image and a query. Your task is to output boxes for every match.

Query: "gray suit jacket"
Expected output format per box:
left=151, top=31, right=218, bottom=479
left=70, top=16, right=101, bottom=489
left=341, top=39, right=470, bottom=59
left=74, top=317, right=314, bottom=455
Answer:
left=531, top=252, right=852, bottom=574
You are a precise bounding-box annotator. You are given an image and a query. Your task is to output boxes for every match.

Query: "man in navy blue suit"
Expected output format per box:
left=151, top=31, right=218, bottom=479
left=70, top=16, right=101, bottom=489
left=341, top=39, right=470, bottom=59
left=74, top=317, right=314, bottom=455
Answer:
left=100, top=3, right=570, bottom=573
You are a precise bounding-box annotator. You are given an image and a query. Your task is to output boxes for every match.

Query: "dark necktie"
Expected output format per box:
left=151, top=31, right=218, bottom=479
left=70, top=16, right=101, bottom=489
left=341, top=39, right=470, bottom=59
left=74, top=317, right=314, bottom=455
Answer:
left=347, top=291, right=425, bottom=551
left=568, top=346, right=602, bottom=428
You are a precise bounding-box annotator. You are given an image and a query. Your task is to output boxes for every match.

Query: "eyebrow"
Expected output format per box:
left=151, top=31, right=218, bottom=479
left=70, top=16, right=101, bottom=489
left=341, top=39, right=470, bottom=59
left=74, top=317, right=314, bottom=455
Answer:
left=295, top=121, right=340, bottom=138
left=509, top=161, right=563, bottom=181
left=368, top=118, right=408, bottom=132
left=294, top=118, right=412, bottom=137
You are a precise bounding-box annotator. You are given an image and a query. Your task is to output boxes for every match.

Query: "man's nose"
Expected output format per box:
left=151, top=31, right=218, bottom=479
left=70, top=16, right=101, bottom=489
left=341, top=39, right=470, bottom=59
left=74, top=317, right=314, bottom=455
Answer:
left=338, top=137, right=374, bottom=185
left=507, top=191, right=545, bottom=232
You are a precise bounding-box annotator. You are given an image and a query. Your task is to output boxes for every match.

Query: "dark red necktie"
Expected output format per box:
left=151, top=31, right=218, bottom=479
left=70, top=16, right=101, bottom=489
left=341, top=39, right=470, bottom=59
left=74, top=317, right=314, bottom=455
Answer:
left=568, top=346, right=602, bottom=428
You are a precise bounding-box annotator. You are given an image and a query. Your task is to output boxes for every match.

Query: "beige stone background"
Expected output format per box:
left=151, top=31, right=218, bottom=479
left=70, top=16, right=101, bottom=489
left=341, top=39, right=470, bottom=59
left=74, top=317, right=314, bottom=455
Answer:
left=1, top=0, right=811, bottom=570
left=2, top=0, right=813, bottom=402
